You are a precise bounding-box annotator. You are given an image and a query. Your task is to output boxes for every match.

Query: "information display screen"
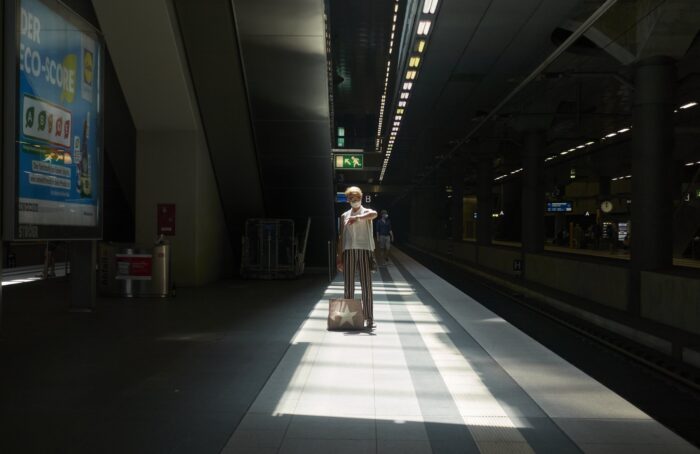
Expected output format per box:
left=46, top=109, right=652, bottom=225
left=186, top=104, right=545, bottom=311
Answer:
left=546, top=201, right=572, bottom=213
left=5, top=0, right=103, bottom=239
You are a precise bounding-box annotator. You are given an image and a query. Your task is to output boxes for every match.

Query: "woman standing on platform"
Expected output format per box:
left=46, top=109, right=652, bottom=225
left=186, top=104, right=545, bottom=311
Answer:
left=336, top=186, right=378, bottom=328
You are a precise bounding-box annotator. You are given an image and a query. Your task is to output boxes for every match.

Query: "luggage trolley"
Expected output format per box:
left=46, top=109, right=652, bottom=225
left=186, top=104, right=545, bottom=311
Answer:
left=241, top=218, right=311, bottom=279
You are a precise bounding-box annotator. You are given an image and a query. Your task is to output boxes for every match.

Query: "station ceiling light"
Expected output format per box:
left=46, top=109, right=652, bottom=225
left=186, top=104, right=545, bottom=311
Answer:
left=380, top=0, right=439, bottom=183
left=423, top=0, right=439, bottom=14
left=417, top=20, right=431, bottom=35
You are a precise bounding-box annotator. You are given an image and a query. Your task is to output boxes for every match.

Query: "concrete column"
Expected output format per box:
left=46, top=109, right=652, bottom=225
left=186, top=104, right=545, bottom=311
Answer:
left=477, top=154, right=494, bottom=246
left=521, top=131, right=546, bottom=253
left=631, top=57, right=676, bottom=271
left=68, top=241, right=97, bottom=311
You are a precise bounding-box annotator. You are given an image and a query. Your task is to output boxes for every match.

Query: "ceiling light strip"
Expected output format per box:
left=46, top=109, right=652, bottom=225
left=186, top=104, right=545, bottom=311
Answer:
left=374, top=0, right=402, bottom=154
left=380, top=0, right=439, bottom=182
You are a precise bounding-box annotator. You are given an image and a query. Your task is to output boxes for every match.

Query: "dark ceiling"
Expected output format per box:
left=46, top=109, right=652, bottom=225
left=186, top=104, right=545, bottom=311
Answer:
left=328, top=0, right=398, bottom=184
left=327, top=0, right=700, bottom=197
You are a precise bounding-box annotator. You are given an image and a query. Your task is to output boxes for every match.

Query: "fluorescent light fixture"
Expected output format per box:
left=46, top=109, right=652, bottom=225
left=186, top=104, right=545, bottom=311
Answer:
left=576, top=145, right=585, bottom=149
left=626, top=175, right=632, bottom=179
left=680, top=101, right=697, bottom=109
left=417, top=40, right=426, bottom=53
left=585, top=141, right=595, bottom=146
left=392, top=24, right=396, bottom=32
left=685, top=162, right=694, bottom=166
left=403, top=82, right=413, bottom=90
left=395, top=115, right=402, bottom=120
left=417, top=20, right=431, bottom=35
left=393, top=14, right=397, bottom=22
left=560, top=151, right=569, bottom=155
left=400, top=92, right=410, bottom=99
left=618, top=127, right=630, bottom=133
left=399, top=101, right=406, bottom=107
left=423, top=0, right=438, bottom=14
left=409, top=57, right=421, bottom=67
left=397, top=108, right=405, bottom=114
left=605, top=133, right=617, bottom=138
left=394, top=4, right=399, bottom=12
left=406, top=70, right=417, bottom=80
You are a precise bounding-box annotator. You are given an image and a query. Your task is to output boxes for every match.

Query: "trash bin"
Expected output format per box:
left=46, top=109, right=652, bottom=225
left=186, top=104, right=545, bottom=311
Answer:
left=98, top=242, right=172, bottom=297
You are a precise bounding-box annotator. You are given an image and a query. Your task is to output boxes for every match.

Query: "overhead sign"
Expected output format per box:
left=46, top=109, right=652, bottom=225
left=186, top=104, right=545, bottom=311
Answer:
left=334, top=154, right=363, bottom=169
left=546, top=201, right=572, bottom=213
left=5, top=0, right=104, bottom=239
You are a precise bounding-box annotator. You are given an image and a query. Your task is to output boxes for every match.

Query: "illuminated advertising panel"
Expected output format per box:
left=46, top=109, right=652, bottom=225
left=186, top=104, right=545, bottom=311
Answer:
left=4, top=0, right=103, bottom=239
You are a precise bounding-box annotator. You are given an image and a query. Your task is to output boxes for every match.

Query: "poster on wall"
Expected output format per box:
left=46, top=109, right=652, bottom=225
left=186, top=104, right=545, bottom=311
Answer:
left=4, top=0, right=104, bottom=239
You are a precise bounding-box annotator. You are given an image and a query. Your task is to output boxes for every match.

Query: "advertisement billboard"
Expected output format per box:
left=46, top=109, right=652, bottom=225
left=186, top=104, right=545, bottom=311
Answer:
left=4, top=0, right=104, bottom=239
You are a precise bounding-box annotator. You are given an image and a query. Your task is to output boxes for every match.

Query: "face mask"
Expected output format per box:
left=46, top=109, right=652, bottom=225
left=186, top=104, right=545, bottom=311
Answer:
left=350, top=201, right=361, bottom=209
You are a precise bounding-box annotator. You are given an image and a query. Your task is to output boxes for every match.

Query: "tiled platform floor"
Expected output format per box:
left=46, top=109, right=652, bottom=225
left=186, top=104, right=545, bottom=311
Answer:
left=222, top=248, right=698, bottom=454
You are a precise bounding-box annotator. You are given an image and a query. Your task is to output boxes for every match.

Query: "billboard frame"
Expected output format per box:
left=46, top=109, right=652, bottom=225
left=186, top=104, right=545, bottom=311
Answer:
left=3, top=0, right=105, bottom=241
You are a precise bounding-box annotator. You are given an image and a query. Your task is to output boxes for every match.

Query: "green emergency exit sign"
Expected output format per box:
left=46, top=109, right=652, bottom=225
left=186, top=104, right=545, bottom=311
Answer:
left=335, top=154, right=363, bottom=169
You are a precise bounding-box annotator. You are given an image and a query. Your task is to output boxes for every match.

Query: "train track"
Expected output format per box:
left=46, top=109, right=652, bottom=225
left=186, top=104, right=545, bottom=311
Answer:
left=407, top=245, right=700, bottom=398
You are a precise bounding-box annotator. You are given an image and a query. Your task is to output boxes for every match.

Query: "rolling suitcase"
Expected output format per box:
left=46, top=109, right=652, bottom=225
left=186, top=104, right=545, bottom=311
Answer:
left=327, top=298, right=365, bottom=330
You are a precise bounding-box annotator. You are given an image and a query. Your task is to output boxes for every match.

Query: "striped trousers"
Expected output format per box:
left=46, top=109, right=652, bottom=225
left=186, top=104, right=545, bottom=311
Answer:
left=343, top=249, right=373, bottom=320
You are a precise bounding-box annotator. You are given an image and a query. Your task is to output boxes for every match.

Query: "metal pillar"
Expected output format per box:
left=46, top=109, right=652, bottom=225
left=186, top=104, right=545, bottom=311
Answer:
left=631, top=57, right=676, bottom=272
left=0, top=242, right=4, bottom=333
left=477, top=154, right=494, bottom=246
left=599, top=175, right=611, bottom=200
left=68, top=240, right=97, bottom=311
left=451, top=178, right=464, bottom=241
left=521, top=131, right=546, bottom=253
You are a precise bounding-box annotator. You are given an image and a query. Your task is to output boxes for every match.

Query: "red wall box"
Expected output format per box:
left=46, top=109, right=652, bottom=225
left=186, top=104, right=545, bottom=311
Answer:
left=157, top=203, right=176, bottom=236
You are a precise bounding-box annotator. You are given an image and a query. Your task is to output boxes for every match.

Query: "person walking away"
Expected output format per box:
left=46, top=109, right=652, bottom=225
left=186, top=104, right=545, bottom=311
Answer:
left=376, top=210, right=394, bottom=265
left=336, top=186, right=378, bottom=329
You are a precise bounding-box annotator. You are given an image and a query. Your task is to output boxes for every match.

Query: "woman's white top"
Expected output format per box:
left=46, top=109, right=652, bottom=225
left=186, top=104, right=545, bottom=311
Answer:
left=341, top=206, right=375, bottom=251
